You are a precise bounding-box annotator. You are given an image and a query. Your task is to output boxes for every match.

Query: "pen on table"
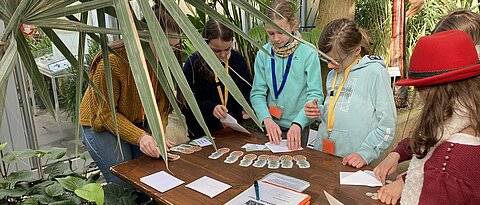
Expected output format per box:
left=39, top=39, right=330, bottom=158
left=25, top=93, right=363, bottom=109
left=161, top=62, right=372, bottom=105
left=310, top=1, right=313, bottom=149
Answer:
left=254, top=180, right=260, bottom=201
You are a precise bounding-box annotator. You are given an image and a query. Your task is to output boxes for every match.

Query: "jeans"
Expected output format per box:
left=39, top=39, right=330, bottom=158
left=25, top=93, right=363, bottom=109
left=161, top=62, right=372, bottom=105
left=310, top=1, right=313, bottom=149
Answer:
left=82, top=125, right=146, bottom=188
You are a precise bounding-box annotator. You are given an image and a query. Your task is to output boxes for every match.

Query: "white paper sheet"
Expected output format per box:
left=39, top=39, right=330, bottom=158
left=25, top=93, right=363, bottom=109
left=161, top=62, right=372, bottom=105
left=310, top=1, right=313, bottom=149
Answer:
left=220, top=114, right=251, bottom=134
left=324, top=190, right=344, bottom=205
left=185, top=176, right=231, bottom=198
left=307, top=129, right=318, bottom=149
left=340, top=170, right=382, bottom=187
left=140, top=171, right=184, bottom=193
left=261, top=172, right=310, bottom=192
left=193, top=137, right=213, bottom=147
left=241, top=143, right=267, bottom=151
left=264, top=140, right=303, bottom=153
left=226, top=181, right=310, bottom=205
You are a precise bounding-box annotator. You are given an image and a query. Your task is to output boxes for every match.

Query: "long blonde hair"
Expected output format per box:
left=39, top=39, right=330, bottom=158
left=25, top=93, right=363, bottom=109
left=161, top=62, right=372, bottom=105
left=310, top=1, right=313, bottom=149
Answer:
left=265, top=0, right=298, bottom=27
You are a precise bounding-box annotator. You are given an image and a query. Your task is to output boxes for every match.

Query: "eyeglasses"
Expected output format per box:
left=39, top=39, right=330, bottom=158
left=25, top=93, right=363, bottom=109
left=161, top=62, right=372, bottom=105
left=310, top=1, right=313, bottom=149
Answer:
left=319, top=56, right=339, bottom=65
left=319, top=51, right=354, bottom=66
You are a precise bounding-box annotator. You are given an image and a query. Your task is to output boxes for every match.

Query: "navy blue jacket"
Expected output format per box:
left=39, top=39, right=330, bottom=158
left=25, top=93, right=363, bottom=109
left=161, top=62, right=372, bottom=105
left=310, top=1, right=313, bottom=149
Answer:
left=182, top=50, right=252, bottom=139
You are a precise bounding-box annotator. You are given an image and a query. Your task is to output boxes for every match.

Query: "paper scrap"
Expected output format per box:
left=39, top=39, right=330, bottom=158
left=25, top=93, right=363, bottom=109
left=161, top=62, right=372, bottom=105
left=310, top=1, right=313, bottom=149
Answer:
left=193, top=137, right=213, bottom=147
left=324, top=190, right=344, bottom=205
left=226, top=181, right=310, bottom=205
left=265, top=140, right=303, bottom=153
left=242, top=143, right=267, bottom=151
left=307, top=129, right=318, bottom=149
left=220, top=114, right=251, bottom=134
left=140, top=171, right=184, bottom=193
left=185, top=176, right=231, bottom=198
left=261, top=172, right=310, bottom=192
left=340, top=170, right=382, bottom=187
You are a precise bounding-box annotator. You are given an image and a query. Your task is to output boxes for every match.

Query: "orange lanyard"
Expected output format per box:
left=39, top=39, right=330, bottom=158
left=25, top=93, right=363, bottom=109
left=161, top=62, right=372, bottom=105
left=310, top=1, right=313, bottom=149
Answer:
left=214, top=56, right=229, bottom=106
left=326, top=56, right=361, bottom=137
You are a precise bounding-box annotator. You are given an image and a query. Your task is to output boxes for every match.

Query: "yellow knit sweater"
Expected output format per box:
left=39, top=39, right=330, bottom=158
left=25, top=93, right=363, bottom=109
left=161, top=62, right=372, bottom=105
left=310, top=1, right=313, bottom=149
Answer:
left=80, top=48, right=172, bottom=144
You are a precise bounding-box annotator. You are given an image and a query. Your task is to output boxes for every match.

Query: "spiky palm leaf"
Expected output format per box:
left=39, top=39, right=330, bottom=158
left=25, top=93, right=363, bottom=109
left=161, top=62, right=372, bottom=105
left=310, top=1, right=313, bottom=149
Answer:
left=2, top=0, right=322, bottom=167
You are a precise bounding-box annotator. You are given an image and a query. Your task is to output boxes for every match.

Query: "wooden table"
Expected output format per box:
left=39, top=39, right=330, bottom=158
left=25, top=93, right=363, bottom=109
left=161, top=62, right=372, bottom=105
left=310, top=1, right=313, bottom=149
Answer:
left=111, top=128, right=386, bottom=204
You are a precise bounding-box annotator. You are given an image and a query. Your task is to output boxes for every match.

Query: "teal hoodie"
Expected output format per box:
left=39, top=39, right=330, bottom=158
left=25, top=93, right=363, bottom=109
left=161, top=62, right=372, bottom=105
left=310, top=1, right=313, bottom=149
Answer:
left=250, top=43, right=324, bottom=129
left=314, top=55, right=396, bottom=164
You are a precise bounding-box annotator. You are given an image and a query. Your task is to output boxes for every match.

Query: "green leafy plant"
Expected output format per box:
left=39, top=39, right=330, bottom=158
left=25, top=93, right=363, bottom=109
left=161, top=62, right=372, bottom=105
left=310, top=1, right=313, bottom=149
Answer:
left=1, top=0, right=284, bottom=166
left=62, top=39, right=101, bottom=122
left=301, top=28, right=321, bottom=46
left=0, top=0, right=332, bottom=171
left=0, top=143, right=117, bottom=204
left=25, top=30, right=52, bottom=56
left=355, top=0, right=392, bottom=63
left=404, top=0, right=472, bottom=69
left=0, top=143, right=142, bottom=205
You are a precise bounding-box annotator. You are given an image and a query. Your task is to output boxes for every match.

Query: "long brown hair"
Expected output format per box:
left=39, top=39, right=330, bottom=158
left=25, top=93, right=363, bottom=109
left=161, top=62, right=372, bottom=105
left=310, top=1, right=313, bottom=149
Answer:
left=203, top=19, right=233, bottom=43
left=411, top=76, right=480, bottom=158
left=410, top=10, right=480, bottom=158
left=317, top=18, right=371, bottom=56
left=196, top=19, right=234, bottom=83
left=434, top=9, right=480, bottom=44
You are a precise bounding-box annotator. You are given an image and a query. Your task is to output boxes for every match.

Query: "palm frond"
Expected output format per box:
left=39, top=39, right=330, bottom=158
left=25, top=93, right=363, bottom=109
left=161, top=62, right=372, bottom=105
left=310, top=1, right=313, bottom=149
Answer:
left=95, top=7, right=124, bottom=159
left=28, top=0, right=113, bottom=21
left=15, top=30, right=56, bottom=120
left=161, top=0, right=263, bottom=136
left=0, top=37, right=17, bottom=127
left=1, top=0, right=31, bottom=42
left=184, top=0, right=271, bottom=56
left=114, top=0, right=169, bottom=164
left=26, top=19, right=123, bottom=35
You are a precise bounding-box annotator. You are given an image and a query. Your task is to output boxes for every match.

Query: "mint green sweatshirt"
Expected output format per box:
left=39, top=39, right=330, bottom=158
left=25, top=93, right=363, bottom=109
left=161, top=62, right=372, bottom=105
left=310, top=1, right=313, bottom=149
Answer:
left=250, top=43, right=324, bottom=129
left=314, top=55, right=397, bottom=164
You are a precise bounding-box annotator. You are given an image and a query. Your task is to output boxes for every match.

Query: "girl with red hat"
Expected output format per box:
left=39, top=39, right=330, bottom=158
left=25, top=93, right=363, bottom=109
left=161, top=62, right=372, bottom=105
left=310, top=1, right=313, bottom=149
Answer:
left=374, top=9, right=480, bottom=205
left=376, top=30, right=480, bottom=204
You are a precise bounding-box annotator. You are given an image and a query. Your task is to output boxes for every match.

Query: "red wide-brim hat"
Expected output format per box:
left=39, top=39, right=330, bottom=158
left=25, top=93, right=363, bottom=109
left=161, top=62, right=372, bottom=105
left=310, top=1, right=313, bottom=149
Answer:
left=396, top=30, right=480, bottom=87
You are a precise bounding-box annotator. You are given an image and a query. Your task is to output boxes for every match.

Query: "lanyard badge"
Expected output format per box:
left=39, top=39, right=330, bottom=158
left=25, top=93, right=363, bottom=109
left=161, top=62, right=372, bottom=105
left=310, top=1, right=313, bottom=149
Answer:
left=269, top=49, right=294, bottom=119
left=215, top=56, right=230, bottom=106
left=323, top=56, right=362, bottom=155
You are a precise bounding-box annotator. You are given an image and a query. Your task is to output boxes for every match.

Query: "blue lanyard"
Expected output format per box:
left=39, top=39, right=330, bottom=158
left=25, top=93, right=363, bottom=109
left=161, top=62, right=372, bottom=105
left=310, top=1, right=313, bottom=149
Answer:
left=271, top=49, right=294, bottom=99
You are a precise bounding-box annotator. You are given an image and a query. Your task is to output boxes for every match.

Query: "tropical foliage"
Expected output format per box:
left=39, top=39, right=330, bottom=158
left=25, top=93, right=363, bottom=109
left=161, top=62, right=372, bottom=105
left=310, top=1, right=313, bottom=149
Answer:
left=405, top=0, right=479, bottom=67
left=356, top=0, right=392, bottom=64
left=3, top=1, right=479, bottom=204
left=356, top=0, right=480, bottom=72
left=0, top=0, right=335, bottom=168
left=63, top=39, right=100, bottom=122
left=0, top=0, right=291, bottom=166
left=0, top=6, right=333, bottom=204
left=0, top=143, right=111, bottom=204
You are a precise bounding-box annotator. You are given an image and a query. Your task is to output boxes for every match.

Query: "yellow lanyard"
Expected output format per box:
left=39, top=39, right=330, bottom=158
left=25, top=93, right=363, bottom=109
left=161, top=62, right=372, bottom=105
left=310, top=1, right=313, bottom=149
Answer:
left=327, top=56, right=361, bottom=136
left=215, top=56, right=230, bottom=106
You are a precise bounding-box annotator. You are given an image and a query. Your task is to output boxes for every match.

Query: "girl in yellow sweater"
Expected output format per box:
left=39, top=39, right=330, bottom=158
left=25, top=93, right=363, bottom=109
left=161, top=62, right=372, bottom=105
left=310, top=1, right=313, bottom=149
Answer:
left=80, top=5, right=180, bottom=187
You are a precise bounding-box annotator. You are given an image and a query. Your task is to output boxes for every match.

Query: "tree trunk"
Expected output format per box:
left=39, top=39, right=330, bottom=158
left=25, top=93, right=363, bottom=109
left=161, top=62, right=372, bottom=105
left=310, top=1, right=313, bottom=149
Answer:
left=316, top=0, right=356, bottom=96
left=390, top=0, right=405, bottom=79
left=390, top=0, right=407, bottom=108
left=316, top=0, right=356, bottom=32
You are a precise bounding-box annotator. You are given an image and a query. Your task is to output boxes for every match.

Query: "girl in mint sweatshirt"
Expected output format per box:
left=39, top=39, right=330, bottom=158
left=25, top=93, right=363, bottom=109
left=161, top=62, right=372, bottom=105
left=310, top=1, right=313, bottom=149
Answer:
left=250, top=0, right=323, bottom=150
left=305, top=19, right=397, bottom=168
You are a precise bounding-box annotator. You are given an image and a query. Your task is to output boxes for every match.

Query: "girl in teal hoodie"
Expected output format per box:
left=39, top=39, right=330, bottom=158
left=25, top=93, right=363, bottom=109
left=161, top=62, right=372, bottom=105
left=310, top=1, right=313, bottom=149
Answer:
left=305, top=19, right=396, bottom=168
left=250, top=0, right=323, bottom=150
